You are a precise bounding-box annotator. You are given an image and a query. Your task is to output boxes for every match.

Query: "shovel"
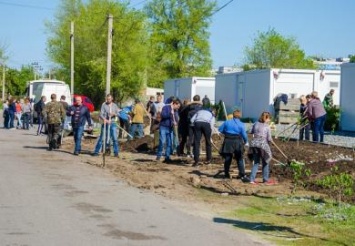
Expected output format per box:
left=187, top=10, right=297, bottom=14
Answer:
left=272, top=141, right=291, bottom=165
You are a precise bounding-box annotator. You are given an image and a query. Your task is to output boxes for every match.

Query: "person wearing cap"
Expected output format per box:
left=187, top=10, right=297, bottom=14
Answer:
left=323, top=89, right=334, bottom=108
left=218, top=109, right=249, bottom=181
left=129, top=98, right=145, bottom=140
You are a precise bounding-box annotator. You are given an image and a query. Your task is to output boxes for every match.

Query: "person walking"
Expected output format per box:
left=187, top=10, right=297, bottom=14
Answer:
left=42, top=94, right=66, bottom=151
left=248, top=111, right=274, bottom=185
left=129, top=99, right=145, bottom=139
left=190, top=101, right=215, bottom=166
left=307, top=91, right=327, bottom=143
left=92, top=94, right=120, bottom=157
left=156, top=99, right=181, bottom=163
left=35, top=96, right=47, bottom=135
left=22, top=98, right=32, bottom=130
left=218, top=109, right=249, bottom=181
left=67, top=96, right=92, bottom=155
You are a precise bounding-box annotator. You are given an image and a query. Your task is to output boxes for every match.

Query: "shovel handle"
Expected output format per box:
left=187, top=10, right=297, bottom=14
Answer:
left=272, top=141, right=288, bottom=160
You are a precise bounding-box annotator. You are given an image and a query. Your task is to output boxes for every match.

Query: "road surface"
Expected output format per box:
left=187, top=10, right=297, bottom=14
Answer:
left=0, top=120, right=271, bottom=245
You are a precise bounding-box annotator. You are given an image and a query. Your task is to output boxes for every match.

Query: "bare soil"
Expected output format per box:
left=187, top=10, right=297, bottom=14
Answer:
left=60, top=132, right=355, bottom=207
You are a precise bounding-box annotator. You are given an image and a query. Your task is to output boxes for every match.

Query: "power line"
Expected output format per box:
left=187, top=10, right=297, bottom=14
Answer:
left=130, top=0, right=149, bottom=8
left=212, top=0, right=235, bottom=15
left=0, top=1, right=54, bottom=10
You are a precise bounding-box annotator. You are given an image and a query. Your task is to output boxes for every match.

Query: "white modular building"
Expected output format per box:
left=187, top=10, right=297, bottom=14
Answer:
left=215, top=69, right=340, bottom=121
left=164, top=77, right=215, bottom=103
left=340, top=63, right=355, bottom=131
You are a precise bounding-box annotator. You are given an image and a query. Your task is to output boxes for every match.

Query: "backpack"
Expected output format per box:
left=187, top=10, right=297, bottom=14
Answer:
left=34, top=101, right=41, bottom=112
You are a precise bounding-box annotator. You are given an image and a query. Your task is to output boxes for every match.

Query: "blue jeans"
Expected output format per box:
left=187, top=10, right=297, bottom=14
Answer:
left=129, top=123, right=144, bottom=139
left=23, top=112, right=30, bottom=130
left=94, top=123, right=119, bottom=155
left=312, top=114, right=326, bottom=142
left=157, top=126, right=173, bottom=160
left=15, top=112, right=22, bottom=128
left=37, top=115, right=44, bottom=135
left=250, top=148, right=269, bottom=182
left=73, top=126, right=85, bottom=153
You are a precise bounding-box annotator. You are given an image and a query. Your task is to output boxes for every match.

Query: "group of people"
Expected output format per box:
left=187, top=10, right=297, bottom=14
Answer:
left=2, top=97, right=33, bottom=130
left=1, top=89, right=335, bottom=185
left=298, top=89, right=333, bottom=143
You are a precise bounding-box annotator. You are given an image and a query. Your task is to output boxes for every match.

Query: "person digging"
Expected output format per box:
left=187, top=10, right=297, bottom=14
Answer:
left=218, top=109, right=250, bottom=182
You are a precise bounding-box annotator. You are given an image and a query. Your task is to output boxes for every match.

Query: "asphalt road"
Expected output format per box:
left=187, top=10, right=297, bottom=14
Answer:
left=0, top=119, right=271, bottom=245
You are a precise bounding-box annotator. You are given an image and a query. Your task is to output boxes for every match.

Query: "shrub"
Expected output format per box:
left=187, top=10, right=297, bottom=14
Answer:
left=324, top=106, right=341, bottom=132
left=316, top=166, right=354, bottom=203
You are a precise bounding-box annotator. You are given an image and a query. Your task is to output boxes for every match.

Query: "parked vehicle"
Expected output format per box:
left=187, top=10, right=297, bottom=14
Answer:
left=25, top=79, right=71, bottom=122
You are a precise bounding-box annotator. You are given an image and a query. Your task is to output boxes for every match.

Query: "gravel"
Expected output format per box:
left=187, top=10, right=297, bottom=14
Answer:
left=244, top=123, right=355, bottom=149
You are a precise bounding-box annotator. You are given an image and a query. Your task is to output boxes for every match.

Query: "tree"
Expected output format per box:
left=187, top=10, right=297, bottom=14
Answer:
left=46, top=0, right=149, bottom=106
left=145, top=0, right=216, bottom=87
left=3, top=65, right=33, bottom=97
left=243, top=28, right=315, bottom=70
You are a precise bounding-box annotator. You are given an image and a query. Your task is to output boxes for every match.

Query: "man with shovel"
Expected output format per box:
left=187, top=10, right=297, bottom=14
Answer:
left=92, top=94, right=120, bottom=157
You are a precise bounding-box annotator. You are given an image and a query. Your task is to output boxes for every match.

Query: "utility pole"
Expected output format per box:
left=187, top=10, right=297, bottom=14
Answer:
left=106, top=14, right=113, bottom=96
left=2, top=63, right=5, bottom=101
left=70, top=21, right=75, bottom=98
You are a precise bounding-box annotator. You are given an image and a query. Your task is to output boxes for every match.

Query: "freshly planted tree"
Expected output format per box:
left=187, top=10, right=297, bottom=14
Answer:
left=145, top=0, right=216, bottom=87
left=244, top=28, right=315, bottom=70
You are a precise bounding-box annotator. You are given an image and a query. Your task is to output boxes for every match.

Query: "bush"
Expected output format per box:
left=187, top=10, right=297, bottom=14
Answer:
left=324, top=106, right=341, bottom=132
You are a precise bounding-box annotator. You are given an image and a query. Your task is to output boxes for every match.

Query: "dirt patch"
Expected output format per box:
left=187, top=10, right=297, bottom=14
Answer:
left=61, top=134, right=355, bottom=205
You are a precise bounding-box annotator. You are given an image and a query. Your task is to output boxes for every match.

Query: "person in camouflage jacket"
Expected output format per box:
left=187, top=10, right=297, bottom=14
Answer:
left=42, top=94, right=66, bottom=150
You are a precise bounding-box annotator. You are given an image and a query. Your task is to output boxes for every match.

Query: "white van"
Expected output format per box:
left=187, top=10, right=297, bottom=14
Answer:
left=26, top=79, right=72, bottom=122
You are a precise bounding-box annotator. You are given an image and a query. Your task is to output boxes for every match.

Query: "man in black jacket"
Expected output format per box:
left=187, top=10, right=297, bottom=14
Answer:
left=67, top=96, right=92, bottom=155
left=35, top=96, right=47, bottom=135
left=178, top=95, right=202, bottom=156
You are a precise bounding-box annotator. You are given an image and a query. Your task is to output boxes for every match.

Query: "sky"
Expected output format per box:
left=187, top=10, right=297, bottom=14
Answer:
left=0, top=0, right=354, bottom=72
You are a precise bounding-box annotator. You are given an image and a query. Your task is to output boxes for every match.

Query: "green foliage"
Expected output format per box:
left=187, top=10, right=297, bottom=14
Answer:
left=145, top=0, right=216, bottom=86
left=2, top=65, right=34, bottom=96
left=46, top=0, right=150, bottom=106
left=289, top=160, right=311, bottom=193
left=316, top=166, right=354, bottom=203
left=350, top=55, right=355, bottom=63
left=324, top=105, right=341, bottom=132
left=244, top=28, right=316, bottom=69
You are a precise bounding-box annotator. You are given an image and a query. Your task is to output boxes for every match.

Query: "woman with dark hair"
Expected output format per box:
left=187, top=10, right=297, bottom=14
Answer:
left=248, top=111, right=274, bottom=185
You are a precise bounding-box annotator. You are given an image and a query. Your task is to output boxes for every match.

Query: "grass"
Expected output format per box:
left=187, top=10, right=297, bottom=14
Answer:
left=216, top=195, right=355, bottom=245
